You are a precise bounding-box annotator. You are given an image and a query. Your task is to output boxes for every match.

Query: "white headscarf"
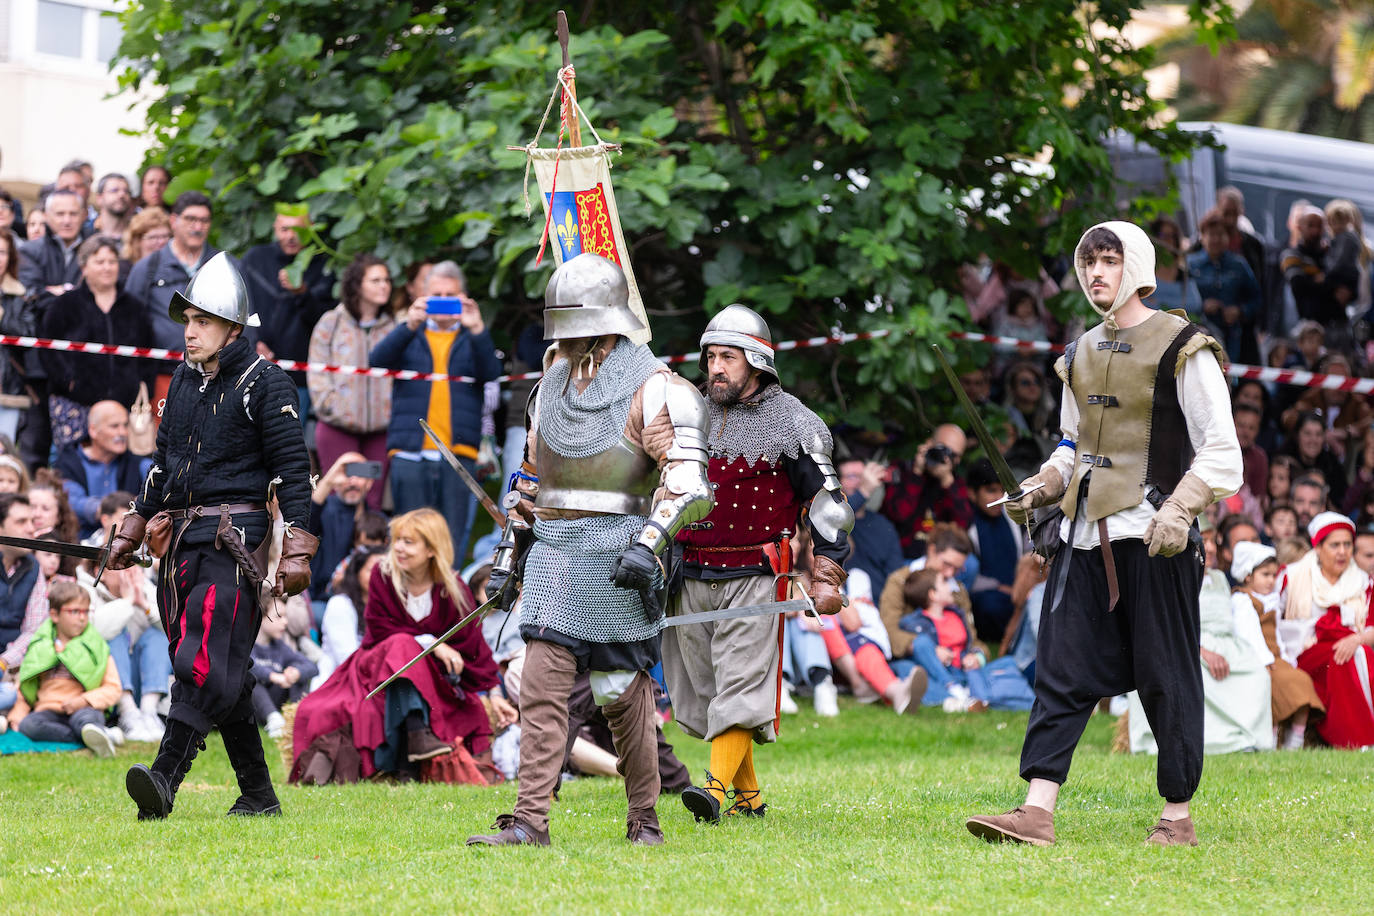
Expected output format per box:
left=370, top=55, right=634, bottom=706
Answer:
left=1231, top=541, right=1276, bottom=584
left=1073, top=220, right=1157, bottom=327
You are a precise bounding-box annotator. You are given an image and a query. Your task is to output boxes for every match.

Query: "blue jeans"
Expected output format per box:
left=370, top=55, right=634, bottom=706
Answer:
left=389, top=454, right=478, bottom=566
left=965, top=656, right=1035, bottom=711
left=108, top=626, right=173, bottom=701
left=0, top=680, right=15, bottom=712
left=781, top=618, right=831, bottom=687
left=911, top=634, right=967, bottom=706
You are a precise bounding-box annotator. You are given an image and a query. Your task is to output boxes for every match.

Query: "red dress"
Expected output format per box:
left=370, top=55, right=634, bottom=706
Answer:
left=1297, top=607, right=1374, bottom=749
left=291, top=564, right=500, bottom=780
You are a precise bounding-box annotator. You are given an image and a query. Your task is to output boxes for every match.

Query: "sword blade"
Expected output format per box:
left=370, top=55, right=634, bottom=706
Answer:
left=930, top=344, right=1026, bottom=498
left=364, top=587, right=507, bottom=700
left=662, top=597, right=815, bottom=628
left=420, top=419, right=508, bottom=526
left=0, top=534, right=104, bottom=561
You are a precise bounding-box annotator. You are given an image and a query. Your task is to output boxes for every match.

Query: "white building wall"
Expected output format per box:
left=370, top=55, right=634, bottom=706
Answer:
left=0, top=0, right=150, bottom=201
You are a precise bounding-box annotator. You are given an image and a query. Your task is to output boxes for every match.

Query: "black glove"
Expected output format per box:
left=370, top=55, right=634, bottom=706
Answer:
left=489, top=567, right=518, bottom=612
left=611, top=543, right=659, bottom=592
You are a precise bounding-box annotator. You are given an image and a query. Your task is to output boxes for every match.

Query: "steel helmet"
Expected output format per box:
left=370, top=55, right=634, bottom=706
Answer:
left=168, top=252, right=260, bottom=328
left=542, top=254, right=645, bottom=341
left=698, top=304, right=777, bottom=379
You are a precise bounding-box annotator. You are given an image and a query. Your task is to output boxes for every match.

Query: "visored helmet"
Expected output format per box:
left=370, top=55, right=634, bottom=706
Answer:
left=168, top=252, right=260, bottom=328
left=698, top=304, right=777, bottom=379
left=543, top=254, right=644, bottom=341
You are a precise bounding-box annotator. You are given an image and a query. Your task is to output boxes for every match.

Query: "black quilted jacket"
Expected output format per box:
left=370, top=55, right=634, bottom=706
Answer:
left=134, top=336, right=311, bottom=547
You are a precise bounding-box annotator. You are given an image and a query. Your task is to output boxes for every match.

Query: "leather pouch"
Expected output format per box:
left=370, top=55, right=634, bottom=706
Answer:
left=146, top=512, right=173, bottom=558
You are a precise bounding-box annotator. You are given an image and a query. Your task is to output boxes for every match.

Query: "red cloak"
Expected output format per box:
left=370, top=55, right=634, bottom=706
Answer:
left=291, top=564, right=499, bottom=778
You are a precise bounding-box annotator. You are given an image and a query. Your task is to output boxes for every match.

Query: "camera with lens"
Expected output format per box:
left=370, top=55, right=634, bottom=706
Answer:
left=925, top=443, right=955, bottom=471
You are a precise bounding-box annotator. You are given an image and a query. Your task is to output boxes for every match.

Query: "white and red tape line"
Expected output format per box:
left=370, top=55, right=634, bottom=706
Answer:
left=0, top=330, right=1362, bottom=392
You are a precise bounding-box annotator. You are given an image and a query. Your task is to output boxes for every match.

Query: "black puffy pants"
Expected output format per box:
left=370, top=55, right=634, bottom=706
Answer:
left=1019, top=538, right=1204, bottom=803
left=159, top=544, right=261, bottom=734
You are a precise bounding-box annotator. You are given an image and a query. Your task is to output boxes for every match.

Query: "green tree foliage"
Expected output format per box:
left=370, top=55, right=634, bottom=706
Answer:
left=116, top=0, right=1232, bottom=441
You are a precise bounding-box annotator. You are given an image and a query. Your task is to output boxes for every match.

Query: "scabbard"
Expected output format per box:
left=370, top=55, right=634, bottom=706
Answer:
left=216, top=510, right=269, bottom=591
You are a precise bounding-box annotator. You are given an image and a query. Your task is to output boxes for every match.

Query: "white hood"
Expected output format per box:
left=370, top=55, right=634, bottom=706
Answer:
left=1073, top=220, right=1157, bottom=326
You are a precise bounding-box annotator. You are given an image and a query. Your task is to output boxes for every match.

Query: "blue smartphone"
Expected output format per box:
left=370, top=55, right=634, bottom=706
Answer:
left=426, top=296, right=464, bottom=315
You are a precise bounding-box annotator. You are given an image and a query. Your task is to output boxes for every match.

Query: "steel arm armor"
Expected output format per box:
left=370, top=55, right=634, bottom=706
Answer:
left=634, top=374, right=715, bottom=556
left=806, top=433, right=855, bottom=544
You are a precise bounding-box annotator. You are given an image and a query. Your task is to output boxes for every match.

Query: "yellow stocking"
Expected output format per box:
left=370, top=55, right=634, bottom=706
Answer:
left=706, top=727, right=753, bottom=803
left=732, top=744, right=761, bottom=810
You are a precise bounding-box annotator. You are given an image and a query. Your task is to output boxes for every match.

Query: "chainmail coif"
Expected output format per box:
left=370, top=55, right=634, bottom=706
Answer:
left=539, top=338, right=665, bottom=459
left=708, top=383, right=832, bottom=466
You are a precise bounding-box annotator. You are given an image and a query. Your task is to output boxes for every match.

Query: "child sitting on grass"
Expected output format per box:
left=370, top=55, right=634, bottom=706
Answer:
left=1231, top=542, right=1324, bottom=749
left=251, top=612, right=318, bottom=739
left=899, top=568, right=988, bottom=712
left=3, top=581, right=122, bottom=755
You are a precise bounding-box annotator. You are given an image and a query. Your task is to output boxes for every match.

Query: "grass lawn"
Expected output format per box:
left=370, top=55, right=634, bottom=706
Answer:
left=2, top=702, right=1370, bottom=915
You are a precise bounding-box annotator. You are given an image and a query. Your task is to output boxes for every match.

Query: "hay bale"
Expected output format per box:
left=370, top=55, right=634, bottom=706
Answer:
left=1111, top=709, right=1131, bottom=754
left=277, top=701, right=297, bottom=772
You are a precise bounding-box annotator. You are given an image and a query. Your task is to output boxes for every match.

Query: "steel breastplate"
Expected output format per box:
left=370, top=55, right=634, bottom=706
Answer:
left=535, top=432, right=658, bottom=516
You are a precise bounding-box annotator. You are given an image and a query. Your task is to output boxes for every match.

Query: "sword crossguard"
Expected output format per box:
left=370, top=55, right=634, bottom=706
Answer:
left=770, top=570, right=820, bottom=619
left=986, top=480, right=1046, bottom=509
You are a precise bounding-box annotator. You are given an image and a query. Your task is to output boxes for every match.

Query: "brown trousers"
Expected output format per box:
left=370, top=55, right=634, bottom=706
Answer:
left=513, top=639, right=661, bottom=832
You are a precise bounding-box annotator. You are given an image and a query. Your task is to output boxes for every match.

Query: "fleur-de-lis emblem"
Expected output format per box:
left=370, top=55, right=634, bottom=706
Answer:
left=556, top=209, right=578, bottom=253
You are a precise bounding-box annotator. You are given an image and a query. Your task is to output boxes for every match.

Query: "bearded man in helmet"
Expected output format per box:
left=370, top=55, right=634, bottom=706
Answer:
left=965, top=221, right=1241, bottom=849
left=106, top=252, right=317, bottom=821
left=665, top=304, right=854, bottom=824
left=467, top=253, right=714, bottom=848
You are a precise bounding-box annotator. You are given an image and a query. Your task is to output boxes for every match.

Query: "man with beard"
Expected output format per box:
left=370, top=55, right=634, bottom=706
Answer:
left=665, top=305, right=853, bottom=823
left=92, top=174, right=134, bottom=238
left=467, top=254, right=714, bottom=847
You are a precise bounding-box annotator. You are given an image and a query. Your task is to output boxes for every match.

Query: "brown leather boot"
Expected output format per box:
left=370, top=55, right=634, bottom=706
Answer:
left=965, top=805, right=1056, bottom=846
left=466, top=814, right=551, bottom=847
left=406, top=727, right=453, bottom=762
left=626, top=809, right=664, bottom=846
left=1146, top=816, right=1199, bottom=846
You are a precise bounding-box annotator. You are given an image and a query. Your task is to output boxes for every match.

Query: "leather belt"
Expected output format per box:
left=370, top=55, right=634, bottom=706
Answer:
left=166, top=502, right=265, bottom=520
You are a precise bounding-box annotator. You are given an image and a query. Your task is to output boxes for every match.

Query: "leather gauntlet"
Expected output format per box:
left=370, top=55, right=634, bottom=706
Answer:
left=106, top=513, right=148, bottom=570
left=1006, top=468, right=1067, bottom=526
left=274, top=528, right=320, bottom=598
left=1144, top=472, right=1214, bottom=558
left=808, top=554, right=848, bottom=616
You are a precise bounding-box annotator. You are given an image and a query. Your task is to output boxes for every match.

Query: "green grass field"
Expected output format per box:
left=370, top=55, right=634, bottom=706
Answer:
left=2, top=703, right=1370, bottom=915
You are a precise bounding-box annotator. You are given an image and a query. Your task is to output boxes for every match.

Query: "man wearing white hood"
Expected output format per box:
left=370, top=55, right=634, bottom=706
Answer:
left=966, top=221, right=1242, bottom=847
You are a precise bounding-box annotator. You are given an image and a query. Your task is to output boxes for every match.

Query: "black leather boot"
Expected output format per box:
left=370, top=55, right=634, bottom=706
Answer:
left=221, top=717, right=282, bottom=816
left=126, top=718, right=205, bottom=821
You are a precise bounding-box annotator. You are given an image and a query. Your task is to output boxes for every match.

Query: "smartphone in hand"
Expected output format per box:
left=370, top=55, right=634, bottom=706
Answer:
left=344, top=461, right=384, bottom=479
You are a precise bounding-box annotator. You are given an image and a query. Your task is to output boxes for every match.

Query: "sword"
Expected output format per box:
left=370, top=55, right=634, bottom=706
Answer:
left=930, top=344, right=1044, bottom=509
left=662, top=597, right=815, bottom=628
left=420, top=419, right=507, bottom=526
left=0, top=530, right=152, bottom=589
left=365, top=581, right=509, bottom=700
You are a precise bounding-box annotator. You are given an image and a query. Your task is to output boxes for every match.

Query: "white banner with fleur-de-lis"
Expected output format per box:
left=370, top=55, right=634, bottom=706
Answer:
left=527, top=144, right=651, bottom=345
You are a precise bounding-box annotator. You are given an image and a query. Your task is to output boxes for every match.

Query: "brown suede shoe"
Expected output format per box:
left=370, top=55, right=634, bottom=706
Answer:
left=406, top=728, right=453, bottom=763
left=965, top=805, right=1056, bottom=846
left=627, top=810, right=664, bottom=846
left=1146, top=816, right=1199, bottom=847
left=466, top=814, right=552, bottom=847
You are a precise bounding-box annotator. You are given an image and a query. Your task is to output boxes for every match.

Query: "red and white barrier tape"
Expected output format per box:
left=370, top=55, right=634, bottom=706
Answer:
left=0, top=330, right=1362, bottom=392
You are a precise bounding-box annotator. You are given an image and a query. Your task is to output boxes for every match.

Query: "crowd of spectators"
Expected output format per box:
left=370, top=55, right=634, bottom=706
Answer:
left=2, top=161, right=1373, bottom=781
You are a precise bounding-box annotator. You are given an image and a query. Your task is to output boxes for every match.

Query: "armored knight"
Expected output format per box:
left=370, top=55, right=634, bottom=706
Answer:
left=966, top=220, right=1241, bottom=849
left=107, top=253, right=318, bottom=821
left=664, top=304, right=854, bottom=824
left=466, top=253, right=713, bottom=848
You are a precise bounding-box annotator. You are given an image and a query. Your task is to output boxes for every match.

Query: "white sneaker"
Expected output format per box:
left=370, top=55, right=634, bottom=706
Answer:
left=106, top=725, right=126, bottom=747
left=779, top=681, right=799, bottom=715
left=81, top=723, right=116, bottom=758
left=813, top=677, right=839, bottom=717
left=265, top=711, right=286, bottom=739
left=143, top=711, right=166, bottom=740
left=0, top=716, right=7, bottom=735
